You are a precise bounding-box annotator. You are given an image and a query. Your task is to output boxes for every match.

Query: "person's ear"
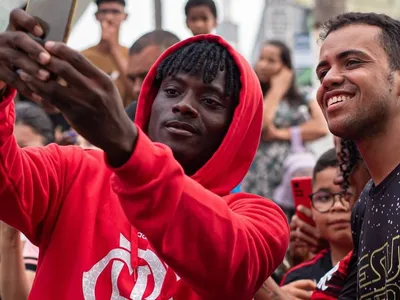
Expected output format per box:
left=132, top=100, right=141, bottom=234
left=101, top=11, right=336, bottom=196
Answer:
left=394, top=70, right=400, bottom=97
left=95, top=12, right=100, bottom=21
left=123, top=12, right=128, bottom=21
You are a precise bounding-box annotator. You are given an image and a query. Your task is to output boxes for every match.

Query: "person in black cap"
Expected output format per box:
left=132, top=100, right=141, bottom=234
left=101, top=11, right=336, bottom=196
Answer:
left=82, top=0, right=130, bottom=106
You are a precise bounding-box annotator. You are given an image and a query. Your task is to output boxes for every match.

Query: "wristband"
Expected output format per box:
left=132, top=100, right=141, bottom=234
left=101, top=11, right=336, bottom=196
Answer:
left=290, top=126, right=304, bottom=152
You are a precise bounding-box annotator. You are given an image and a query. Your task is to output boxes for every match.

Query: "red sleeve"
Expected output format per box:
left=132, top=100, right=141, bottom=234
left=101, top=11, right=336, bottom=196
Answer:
left=110, top=127, right=290, bottom=300
left=0, top=88, right=81, bottom=246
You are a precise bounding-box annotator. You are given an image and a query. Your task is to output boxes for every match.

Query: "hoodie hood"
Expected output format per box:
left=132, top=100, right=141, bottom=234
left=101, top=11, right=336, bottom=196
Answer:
left=135, top=34, right=263, bottom=196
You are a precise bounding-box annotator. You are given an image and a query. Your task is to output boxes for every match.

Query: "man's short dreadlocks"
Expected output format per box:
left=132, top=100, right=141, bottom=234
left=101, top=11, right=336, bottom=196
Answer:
left=155, top=40, right=241, bottom=105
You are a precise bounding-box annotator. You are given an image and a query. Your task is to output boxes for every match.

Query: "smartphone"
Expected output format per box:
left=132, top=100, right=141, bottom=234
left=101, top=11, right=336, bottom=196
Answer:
left=25, top=0, right=77, bottom=43
left=291, top=177, right=315, bottom=226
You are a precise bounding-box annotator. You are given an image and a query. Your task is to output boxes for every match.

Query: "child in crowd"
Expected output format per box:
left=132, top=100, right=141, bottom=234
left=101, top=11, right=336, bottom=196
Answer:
left=255, top=141, right=369, bottom=300
left=281, top=149, right=353, bottom=286
left=185, top=0, right=217, bottom=35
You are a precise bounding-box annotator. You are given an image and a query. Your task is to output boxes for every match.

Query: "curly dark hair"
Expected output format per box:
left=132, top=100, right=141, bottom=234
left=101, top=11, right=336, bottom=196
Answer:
left=339, top=139, right=361, bottom=193
left=156, top=40, right=241, bottom=105
left=320, top=12, right=400, bottom=70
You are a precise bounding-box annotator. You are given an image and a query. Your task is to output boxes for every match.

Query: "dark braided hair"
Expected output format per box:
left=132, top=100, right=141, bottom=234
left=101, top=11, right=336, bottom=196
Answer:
left=155, top=40, right=241, bottom=105
left=339, top=139, right=361, bottom=193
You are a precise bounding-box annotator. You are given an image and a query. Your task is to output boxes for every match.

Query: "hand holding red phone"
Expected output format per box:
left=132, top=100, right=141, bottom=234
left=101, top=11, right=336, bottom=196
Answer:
left=290, top=207, right=319, bottom=250
left=289, top=177, right=326, bottom=264
left=289, top=207, right=319, bottom=264
left=289, top=206, right=330, bottom=266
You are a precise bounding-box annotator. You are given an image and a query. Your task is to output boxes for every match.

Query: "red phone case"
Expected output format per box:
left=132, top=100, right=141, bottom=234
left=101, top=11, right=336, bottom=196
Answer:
left=291, top=177, right=315, bottom=226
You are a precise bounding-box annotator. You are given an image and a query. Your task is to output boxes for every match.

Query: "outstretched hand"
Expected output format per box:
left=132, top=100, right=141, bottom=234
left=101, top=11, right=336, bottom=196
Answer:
left=18, top=41, right=137, bottom=166
left=0, top=9, right=137, bottom=167
left=0, top=9, right=50, bottom=98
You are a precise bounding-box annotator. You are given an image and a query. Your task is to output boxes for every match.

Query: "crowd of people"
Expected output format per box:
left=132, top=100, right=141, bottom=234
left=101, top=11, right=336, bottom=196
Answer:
left=0, top=0, right=399, bottom=299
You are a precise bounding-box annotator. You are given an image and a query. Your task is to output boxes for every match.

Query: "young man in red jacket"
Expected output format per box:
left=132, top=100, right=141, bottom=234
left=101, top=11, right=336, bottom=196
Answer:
left=0, top=9, right=289, bottom=300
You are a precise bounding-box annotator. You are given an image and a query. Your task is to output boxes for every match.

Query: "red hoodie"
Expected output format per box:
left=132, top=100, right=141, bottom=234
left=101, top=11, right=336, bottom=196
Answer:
left=0, top=34, right=289, bottom=300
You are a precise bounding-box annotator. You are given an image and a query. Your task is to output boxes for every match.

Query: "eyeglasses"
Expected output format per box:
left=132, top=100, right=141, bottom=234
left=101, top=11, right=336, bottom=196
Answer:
left=96, top=9, right=124, bottom=16
left=309, top=191, right=352, bottom=213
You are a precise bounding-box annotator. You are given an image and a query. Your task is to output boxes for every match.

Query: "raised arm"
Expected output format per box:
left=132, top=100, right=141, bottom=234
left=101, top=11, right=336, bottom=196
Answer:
left=111, top=130, right=290, bottom=300
left=0, top=88, right=79, bottom=244
left=2, top=11, right=289, bottom=298
left=0, top=11, right=81, bottom=244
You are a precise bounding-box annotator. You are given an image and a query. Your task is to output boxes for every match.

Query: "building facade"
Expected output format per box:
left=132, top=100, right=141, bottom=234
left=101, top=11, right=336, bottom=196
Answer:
left=297, top=0, right=400, bottom=19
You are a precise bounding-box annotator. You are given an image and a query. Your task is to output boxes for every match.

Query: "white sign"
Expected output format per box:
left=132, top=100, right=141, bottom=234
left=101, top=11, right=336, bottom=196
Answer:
left=265, top=0, right=295, bottom=50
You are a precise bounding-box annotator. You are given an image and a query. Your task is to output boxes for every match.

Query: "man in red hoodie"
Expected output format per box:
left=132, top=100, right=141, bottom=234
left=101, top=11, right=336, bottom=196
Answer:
left=0, top=9, right=289, bottom=300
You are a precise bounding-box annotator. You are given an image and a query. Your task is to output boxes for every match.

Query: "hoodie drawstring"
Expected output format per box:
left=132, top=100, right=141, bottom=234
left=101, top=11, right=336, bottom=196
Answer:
left=131, top=228, right=138, bottom=282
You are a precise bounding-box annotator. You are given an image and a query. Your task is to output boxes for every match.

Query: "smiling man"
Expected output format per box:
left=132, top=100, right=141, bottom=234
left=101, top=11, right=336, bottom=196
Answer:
left=0, top=9, right=289, bottom=300
left=316, top=12, right=400, bottom=298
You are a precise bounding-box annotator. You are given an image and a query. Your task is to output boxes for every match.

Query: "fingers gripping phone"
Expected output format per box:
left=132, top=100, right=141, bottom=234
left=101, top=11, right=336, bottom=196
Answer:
left=291, top=177, right=315, bottom=226
left=25, top=0, right=77, bottom=43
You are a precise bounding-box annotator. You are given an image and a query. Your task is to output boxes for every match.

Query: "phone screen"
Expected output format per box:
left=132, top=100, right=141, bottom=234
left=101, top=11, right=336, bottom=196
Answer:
left=25, top=0, right=77, bottom=42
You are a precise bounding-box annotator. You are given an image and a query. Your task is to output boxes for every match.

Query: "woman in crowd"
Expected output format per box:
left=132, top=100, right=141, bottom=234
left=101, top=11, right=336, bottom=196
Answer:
left=0, top=102, right=54, bottom=300
left=243, top=40, right=327, bottom=215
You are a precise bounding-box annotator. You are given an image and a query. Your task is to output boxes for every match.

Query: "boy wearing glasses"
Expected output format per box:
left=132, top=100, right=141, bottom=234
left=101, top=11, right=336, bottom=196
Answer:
left=280, top=148, right=354, bottom=290
left=82, top=0, right=129, bottom=106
